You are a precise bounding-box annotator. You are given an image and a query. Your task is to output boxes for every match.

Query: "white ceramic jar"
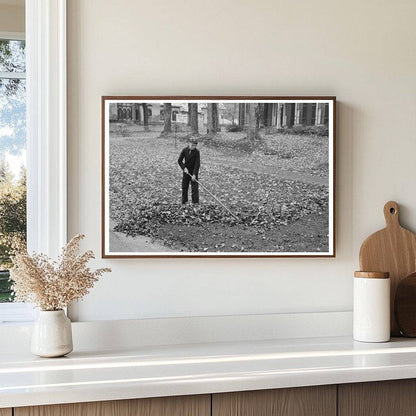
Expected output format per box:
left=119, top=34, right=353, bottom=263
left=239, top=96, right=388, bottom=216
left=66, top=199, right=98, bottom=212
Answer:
left=353, top=271, right=390, bottom=343
left=31, top=310, right=73, bottom=357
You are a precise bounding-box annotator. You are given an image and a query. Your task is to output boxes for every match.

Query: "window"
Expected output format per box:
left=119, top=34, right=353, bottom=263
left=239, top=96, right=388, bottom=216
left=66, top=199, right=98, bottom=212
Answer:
left=0, top=35, right=26, bottom=305
left=0, top=0, right=68, bottom=323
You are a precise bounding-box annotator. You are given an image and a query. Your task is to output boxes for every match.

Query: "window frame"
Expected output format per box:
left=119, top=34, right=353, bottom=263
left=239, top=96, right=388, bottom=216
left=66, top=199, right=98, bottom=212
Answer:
left=0, top=0, right=67, bottom=323
left=0, top=31, right=24, bottom=41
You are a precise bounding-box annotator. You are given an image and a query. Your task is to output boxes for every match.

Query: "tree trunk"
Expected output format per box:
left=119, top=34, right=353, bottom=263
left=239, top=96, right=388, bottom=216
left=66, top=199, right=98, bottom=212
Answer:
left=189, top=103, right=198, bottom=135
left=207, top=104, right=214, bottom=135
left=247, top=103, right=257, bottom=140
left=238, top=103, right=245, bottom=127
left=256, top=104, right=262, bottom=129
left=142, top=103, right=149, bottom=132
left=207, top=103, right=221, bottom=135
left=212, top=103, right=220, bottom=132
left=265, top=103, right=273, bottom=127
left=232, top=104, right=238, bottom=125
left=162, top=103, right=172, bottom=135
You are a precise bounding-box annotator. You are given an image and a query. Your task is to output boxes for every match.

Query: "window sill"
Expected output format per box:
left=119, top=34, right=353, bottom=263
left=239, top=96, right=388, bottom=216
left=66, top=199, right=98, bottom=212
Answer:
left=0, top=303, right=35, bottom=324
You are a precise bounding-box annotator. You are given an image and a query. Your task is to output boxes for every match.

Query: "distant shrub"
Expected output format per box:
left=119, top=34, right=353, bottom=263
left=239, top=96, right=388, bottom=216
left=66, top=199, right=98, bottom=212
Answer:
left=115, top=124, right=131, bottom=137
left=172, top=122, right=191, bottom=133
left=227, top=124, right=244, bottom=132
left=277, top=125, right=329, bottom=136
left=264, top=127, right=279, bottom=135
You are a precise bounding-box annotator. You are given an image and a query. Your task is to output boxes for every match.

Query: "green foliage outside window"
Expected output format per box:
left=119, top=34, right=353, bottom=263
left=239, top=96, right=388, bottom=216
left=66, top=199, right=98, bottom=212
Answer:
left=0, top=161, right=26, bottom=302
left=0, top=39, right=27, bottom=302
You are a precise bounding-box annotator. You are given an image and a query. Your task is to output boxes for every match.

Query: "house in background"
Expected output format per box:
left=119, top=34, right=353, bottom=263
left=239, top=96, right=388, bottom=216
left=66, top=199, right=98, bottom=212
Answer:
left=109, top=102, right=205, bottom=126
left=109, top=102, right=168, bottom=124
left=110, top=102, right=203, bottom=125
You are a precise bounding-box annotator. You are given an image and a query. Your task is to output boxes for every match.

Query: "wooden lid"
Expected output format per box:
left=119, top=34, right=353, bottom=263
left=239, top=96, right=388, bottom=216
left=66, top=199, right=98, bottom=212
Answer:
left=354, top=271, right=390, bottom=279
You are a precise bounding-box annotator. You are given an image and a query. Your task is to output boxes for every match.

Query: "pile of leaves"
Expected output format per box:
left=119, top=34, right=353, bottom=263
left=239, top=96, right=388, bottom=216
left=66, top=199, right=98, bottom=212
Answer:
left=114, top=194, right=327, bottom=238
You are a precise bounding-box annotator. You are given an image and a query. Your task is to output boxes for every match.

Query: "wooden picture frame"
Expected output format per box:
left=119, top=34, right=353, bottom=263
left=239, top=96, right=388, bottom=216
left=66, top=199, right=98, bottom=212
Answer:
left=102, top=96, right=336, bottom=258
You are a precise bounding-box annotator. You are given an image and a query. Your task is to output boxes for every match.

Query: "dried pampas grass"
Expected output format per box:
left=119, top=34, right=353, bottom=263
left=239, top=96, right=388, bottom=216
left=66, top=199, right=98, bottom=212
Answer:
left=10, top=234, right=111, bottom=311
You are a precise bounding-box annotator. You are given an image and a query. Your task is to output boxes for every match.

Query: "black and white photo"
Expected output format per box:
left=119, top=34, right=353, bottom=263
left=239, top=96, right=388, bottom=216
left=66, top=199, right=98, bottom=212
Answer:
left=102, top=97, right=335, bottom=257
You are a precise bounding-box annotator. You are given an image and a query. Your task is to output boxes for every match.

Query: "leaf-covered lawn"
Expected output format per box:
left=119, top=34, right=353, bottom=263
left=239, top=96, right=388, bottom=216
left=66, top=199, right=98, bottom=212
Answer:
left=196, top=130, right=329, bottom=177
left=109, top=127, right=329, bottom=253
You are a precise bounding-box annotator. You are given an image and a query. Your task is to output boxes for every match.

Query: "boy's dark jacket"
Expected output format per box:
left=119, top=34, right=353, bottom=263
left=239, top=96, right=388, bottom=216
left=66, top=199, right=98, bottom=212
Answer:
left=178, top=147, right=200, bottom=176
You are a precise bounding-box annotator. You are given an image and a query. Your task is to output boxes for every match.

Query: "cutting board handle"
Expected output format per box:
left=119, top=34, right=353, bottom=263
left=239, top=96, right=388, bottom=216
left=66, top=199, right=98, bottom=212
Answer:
left=384, top=201, right=400, bottom=228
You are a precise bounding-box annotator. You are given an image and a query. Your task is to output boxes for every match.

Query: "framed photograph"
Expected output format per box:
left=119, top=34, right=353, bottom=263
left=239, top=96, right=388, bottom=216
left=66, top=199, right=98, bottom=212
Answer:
left=102, top=96, right=336, bottom=258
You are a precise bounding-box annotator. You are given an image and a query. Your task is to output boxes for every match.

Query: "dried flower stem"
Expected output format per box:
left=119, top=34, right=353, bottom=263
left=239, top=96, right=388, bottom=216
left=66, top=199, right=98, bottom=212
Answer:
left=10, top=235, right=111, bottom=310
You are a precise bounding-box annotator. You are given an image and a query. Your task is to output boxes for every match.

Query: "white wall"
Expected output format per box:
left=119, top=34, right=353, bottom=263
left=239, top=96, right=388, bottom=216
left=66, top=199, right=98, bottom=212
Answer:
left=67, top=0, right=416, bottom=322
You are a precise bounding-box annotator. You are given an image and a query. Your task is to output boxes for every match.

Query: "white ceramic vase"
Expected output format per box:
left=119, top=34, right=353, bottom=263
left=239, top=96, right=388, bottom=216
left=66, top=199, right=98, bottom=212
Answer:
left=31, top=310, right=73, bottom=358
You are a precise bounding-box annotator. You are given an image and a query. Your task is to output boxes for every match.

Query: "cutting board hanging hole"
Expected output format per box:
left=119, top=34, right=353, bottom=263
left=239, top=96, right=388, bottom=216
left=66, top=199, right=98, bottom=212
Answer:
left=384, top=201, right=400, bottom=227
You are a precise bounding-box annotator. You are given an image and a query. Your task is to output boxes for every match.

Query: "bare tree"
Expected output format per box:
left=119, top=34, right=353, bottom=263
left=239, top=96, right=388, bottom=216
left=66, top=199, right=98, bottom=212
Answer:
left=207, top=103, right=220, bottom=135
left=212, top=103, right=220, bottom=132
left=207, top=104, right=214, bottom=135
left=238, top=103, right=245, bottom=127
left=162, top=103, right=172, bottom=135
left=256, top=104, right=262, bottom=129
left=189, top=103, right=198, bottom=135
left=232, top=103, right=238, bottom=125
left=263, top=103, right=273, bottom=127
left=142, top=103, right=149, bottom=132
left=247, top=103, right=257, bottom=140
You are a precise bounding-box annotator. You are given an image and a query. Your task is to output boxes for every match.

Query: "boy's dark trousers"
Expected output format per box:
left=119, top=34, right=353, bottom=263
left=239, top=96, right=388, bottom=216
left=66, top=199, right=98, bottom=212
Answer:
left=182, top=173, right=199, bottom=204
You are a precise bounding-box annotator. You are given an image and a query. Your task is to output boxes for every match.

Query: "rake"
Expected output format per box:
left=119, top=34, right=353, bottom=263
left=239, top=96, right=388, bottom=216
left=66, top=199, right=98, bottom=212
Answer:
left=184, top=171, right=239, bottom=221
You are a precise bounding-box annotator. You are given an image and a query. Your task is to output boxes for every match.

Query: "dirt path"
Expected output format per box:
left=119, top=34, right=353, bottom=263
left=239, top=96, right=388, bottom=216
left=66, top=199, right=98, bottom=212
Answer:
left=209, top=158, right=328, bottom=186
left=155, top=210, right=329, bottom=253
left=109, top=220, right=173, bottom=253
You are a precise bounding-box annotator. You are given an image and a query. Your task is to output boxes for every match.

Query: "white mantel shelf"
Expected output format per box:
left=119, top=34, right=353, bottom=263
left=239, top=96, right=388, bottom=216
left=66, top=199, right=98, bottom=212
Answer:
left=2, top=335, right=416, bottom=408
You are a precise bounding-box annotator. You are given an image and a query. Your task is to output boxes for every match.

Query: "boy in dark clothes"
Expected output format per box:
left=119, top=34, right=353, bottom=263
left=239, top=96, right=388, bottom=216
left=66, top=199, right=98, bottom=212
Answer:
left=177, top=139, right=200, bottom=204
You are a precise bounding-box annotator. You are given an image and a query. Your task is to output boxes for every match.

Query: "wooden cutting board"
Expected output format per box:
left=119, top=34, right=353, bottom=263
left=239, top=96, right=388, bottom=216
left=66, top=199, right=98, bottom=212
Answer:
left=359, top=201, right=416, bottom=336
